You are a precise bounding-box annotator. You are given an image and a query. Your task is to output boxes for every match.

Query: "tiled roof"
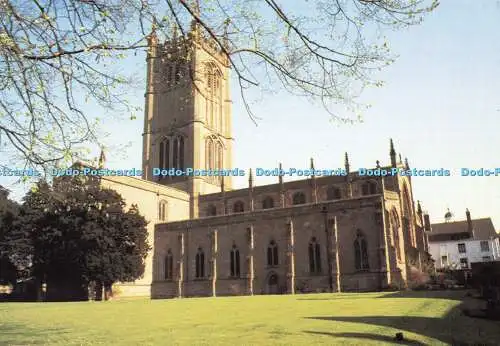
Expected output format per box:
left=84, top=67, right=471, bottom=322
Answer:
left=429, top=218, right=497, bottom=241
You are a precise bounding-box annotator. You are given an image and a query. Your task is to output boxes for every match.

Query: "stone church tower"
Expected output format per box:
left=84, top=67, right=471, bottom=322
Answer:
left=142, top=21, right=233, bottom=218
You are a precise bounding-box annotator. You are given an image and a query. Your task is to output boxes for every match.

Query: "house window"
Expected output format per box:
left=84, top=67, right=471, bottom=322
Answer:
left=441, top=255, right=448, bottom=267
left=482, top=256, right=491, bottom=261
left=206, top=204, right=217, bottom=216
left=308, top=237, right=322, bottom=274
left=158, top=200, right=167, bottom=221
left=267, top=240, right=278, bottom=266
left=480, top=241, right=489, bottom=252
left=233, top=200, right=244, bottom=213
left=195, top=248, right=205, bottom=278
left=262, top=196, right=274, bottom=209
left=354, top=230, right=369, bottom=270
left=460, top=258, right=468, bottom=269
left=326, top=187, right=342, bottom=200
left=164, top=250, right=173, bottom=280
left=458, top=243, right=466, bottom=253
left=230, top=245, right=240, bottom=277
left=292, top=192, right=306, bottom=205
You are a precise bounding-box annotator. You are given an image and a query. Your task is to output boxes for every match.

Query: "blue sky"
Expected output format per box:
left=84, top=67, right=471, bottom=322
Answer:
left=1, top=1, right=499, bottom=230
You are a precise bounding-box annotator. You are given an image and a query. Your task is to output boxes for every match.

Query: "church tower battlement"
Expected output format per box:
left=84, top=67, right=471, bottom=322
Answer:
left=142, top=22, right=233, bottom=218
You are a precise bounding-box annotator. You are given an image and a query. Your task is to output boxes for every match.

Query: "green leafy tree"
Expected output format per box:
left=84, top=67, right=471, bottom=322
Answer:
left=0, top=185, right=20, bottom=286
left=0, top=0, right=438, bottom=169
left=13, top=176, right=150, bottom=301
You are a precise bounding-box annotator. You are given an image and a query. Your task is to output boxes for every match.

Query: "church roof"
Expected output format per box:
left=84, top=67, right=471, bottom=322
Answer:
left=429, top=218, right=497, bottom=241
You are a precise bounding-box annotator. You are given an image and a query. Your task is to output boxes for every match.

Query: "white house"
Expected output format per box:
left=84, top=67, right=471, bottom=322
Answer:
left=428, top=209, right=500, bottom=270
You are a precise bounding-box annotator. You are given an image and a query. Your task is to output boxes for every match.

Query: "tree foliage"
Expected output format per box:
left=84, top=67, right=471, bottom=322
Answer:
left=4, top=176, right=149, bottom=300
left=0, top=185, right=20, bottom=285
left=0, top=0, right=438, bottom=169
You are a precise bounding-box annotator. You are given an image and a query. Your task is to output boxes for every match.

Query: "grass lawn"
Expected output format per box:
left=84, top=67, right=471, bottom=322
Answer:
left=1, top=290, right=499, bottom=345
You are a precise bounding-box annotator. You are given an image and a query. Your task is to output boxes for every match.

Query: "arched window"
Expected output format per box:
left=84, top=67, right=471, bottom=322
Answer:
left=262, top=196, right=274, bottom=209
left=354, top=230, right=369, bottom=270
left=195, top=248, right=205, bottom=278
left=230, top=245, right=240, bottom=277
left=206, top=138, right=215, bottom=170
left=216, top=142, right=223, bottom=170
left=164, top=139, right=170, bottom=170
left=292, top=192, right=306, bottom=205
left=391, top=209, right=401, bottom=261
left=178, top=137, right=184, bottom=170
left=164, top=250, right=173, bottom=280
left=267, top=240, right=278, bottom=266
left=326, top=186, right=342, bottom=200
left=233, top=200, right=244, bottom=213
left=362, top=181, right=377, bottom=196
left=206, top=204, right=217, bottom=216
left=158, top=200, right=167, bottom=221
left=309, top=237, right=322, bottom=273
left=159, top=141, right=164, bottom=171
left=205, top=62, right=222, bottom=131
left=172, top=137, right=178, bottom=170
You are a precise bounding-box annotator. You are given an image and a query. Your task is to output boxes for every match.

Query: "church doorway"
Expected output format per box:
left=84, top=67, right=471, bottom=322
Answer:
left=266, top=273, right=279, bottom=294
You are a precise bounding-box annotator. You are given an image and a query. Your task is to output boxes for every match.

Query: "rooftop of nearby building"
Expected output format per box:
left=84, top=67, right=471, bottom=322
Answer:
left=430, top=217, right=498, bottom=241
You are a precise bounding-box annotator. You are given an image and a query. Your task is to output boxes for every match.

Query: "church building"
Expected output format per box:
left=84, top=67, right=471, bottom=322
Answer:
left=98, top=21, right=431, bottom=298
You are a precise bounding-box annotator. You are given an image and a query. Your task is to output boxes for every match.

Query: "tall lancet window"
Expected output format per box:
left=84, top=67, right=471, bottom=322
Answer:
left=308, top=237, right=322, bottom=274
left=164, top=139, right=170, bottom=170
left=230, top=245, right=240, bottom=278
left=354, top=230, right=369, bottom=270
left=205, top=62, right=223, bottom=132
left=206, top=138, right=214, bottom=170
left=172, top=137, right=178, bottom=170
left=159, top=141, right=164, bottom=171
left=176, top=136, right=184, bottom=170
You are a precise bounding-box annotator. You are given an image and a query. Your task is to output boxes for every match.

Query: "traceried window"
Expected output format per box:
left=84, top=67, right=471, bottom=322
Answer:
left=195, top=248, right=205, bottom=278
left=292, top=192, right=306, bottom=205
left=204, top=62, right=223, bottom=132
left=164, top=250, right=173, bottom=280
left=230, top=245, right=240, bottom=277
left=267, top=240, right=279, bottom=266
left=308, top=237, right=322, bottom=274
left=354, top=230, right=369, bottom=270
left=262, top=196, right=274, bottom=209
left=205, top=136, right=223, bottom=177
left=233, top=200, right=244, bottom=213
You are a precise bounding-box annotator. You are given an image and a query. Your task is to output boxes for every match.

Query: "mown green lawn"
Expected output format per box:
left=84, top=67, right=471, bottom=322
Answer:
left=1, top=290, right=499, bottom=345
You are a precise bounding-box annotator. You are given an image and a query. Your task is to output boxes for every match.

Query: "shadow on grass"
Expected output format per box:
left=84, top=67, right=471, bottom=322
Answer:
left=304, top=330, right=426, bottom=345
left=297, top=290, right=468, bottom=302
left=0, top=322, right=67, bottom=345
left=304, top=290, right=500, bottom=345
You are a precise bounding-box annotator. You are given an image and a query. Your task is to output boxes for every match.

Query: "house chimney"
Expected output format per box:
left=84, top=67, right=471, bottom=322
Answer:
left=423, top=213, right=431, bottom=232
left=466, top=208, right=473, bottom=237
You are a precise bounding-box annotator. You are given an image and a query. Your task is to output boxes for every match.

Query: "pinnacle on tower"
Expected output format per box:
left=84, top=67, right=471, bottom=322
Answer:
left=389, top=138, right=396, bottom=167
left=248, top=168, right=254, bottom=188
left=344, top=152, right=350, bottom=174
